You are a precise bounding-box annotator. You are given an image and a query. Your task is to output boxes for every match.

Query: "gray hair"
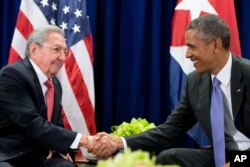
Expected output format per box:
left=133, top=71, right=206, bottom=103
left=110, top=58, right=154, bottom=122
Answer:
left=25, top=25, right=65, bottom=57
left=186, top=14, right=230, bottom=50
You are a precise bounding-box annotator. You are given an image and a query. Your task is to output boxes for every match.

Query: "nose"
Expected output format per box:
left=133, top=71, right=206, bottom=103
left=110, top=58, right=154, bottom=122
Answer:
left=59, top=50, right=70, bottom=60
left=57, top=54, right=67, bottom=62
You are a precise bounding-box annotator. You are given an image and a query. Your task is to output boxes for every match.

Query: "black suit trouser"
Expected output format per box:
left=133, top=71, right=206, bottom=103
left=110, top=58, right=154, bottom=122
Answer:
left=156, top=148, right=215, bottom=167
left=3, top=149, right=76, bottom=167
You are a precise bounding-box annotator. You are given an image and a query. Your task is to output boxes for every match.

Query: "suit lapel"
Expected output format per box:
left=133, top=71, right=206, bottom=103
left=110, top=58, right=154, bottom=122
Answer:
left=23, top=58, right=47, bottom=116
left=198, top=73, right=212, bottom=135
left=231, top=56, right=244, bottom=118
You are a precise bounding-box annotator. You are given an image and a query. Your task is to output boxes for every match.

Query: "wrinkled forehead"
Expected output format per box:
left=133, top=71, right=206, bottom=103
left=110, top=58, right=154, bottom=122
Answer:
left=45, top=32, right=67, bottom=46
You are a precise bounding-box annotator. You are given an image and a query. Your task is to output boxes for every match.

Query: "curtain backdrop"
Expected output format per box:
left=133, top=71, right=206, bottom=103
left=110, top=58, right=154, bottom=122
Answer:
left=1, top=0, right=250, bottom=148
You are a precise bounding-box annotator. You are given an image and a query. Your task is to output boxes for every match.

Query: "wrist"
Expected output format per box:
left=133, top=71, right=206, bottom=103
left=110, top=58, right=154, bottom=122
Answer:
left=115, top=137, right=124, bottom=149
left=79, top=135, right=88, bottom=147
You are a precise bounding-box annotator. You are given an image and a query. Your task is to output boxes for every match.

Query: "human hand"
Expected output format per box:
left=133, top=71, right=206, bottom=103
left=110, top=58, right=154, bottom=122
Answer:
left=46, top=151, right=73, bottom=162
left=58, top=153, right=73, bottom=162
left=223, top=162, right=230, bottom=167
left=87, top=132, right=122, bottom=159
left=46, top=150, right=53, bottom=159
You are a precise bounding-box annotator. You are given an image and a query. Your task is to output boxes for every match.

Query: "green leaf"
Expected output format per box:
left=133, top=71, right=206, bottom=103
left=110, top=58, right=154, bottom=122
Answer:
left=111, top=117, right=156, bottom=137
left=97, top=149, right=179, bottom=167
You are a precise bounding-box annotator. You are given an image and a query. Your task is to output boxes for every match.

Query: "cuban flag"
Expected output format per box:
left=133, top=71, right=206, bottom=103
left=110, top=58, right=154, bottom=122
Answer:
left=170, top=0, right=241, bottom=146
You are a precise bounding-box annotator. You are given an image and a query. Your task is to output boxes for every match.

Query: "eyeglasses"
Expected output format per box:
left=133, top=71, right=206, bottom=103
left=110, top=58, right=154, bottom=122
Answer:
left=36, top=43, right=70, bottom=57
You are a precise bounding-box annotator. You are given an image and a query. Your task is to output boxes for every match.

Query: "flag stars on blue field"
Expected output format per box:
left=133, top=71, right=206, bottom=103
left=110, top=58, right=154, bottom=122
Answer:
left=35, top=0, right=90, bottom=46
left=72, top=24, right=80, bottom=33
left=40, top=0, right=49, bottom=7
left=51, top=2, right=57, bottom=11
left=74, top=9, right=82, bottom=18
left=63, top=5, right=70, bottom=14
left=60, top=22, right=68, bottom=30
left=50, top=18, right=56, bottom=25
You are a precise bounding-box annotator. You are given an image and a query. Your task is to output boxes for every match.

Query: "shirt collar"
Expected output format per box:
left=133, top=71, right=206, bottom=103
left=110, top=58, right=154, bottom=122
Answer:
left=29, top=58, right=48, bottom=85
left=211, top=53, right=232, bottom=87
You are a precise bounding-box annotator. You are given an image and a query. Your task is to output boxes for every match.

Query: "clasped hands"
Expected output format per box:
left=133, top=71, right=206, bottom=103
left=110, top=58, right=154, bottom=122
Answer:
left=79, top=132, right=123, bottom=159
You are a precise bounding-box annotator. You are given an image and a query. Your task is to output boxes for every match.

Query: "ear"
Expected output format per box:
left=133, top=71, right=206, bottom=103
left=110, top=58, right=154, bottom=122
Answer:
left=213, top=38, right=223, bottom=52
left=29, top=43, right=38, bottom=57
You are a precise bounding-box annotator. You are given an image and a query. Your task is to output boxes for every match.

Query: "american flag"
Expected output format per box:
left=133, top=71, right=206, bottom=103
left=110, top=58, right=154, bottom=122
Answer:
left=8, top=0, right=96, bottom=158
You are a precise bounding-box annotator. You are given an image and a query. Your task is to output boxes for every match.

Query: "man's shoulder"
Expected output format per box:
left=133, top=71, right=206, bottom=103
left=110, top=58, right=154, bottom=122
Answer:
left=0, top=58, right=35, bottom=83
left=1, top=59, right=23, bottom=69
left=233, top=56, right=250, bottom=73
left=238, top=57, right=250, bottom=69
left=232, top=55, right=250, bottom=66
left=231, top=56, right=250, bottom=85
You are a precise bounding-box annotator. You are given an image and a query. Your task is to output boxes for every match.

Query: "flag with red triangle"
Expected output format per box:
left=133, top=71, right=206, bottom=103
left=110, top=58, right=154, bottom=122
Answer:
left=169, top=0, right=241, bottom=146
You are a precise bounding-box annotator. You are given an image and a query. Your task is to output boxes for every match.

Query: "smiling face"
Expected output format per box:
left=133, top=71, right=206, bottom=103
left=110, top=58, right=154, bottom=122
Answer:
left=185, top=29, right=221, bottom=74
left=29, top=32, right=68, bottom=78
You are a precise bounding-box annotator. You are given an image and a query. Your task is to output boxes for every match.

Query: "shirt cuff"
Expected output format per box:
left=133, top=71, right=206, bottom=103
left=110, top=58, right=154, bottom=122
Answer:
left=121, top=137, right=128, bottom=150
left=70, top=133, right=82, bottom=149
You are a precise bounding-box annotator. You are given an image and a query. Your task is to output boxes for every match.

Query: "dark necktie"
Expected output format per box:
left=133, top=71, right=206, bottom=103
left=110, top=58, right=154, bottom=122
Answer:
left=44, top=79, right=54, bottom=122
left=210, top=77, right=225, bottom=167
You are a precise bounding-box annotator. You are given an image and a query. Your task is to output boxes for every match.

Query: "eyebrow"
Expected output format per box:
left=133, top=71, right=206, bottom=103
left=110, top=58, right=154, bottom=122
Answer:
left=186, top=43, right=195, bottom=48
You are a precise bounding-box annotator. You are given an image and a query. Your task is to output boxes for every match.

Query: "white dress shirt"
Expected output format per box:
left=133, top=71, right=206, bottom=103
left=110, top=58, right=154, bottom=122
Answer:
left=212, top=53, right=250, bottom=151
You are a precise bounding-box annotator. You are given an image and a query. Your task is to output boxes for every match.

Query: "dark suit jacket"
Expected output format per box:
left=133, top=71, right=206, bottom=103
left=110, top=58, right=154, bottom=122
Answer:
left=0, top=58, right=77, bottom=161
left=125, top=55, right=250, bottom=151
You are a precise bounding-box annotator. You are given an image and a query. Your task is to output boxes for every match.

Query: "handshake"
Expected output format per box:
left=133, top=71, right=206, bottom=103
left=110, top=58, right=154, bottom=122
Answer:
left=79, top=132, right=124, bottom=159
